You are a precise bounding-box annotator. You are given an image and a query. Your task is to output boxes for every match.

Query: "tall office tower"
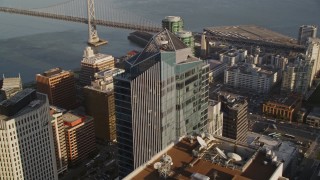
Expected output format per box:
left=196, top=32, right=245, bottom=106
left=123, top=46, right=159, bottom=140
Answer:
left=63, top=112, right=96, bottom=165
left=207, top=100, right=223, bottom=136
left=114, top=29, right=209, bottom=177
left=162, top=16, right=184, bottom=33
left=281, top=55, right=313, bottom=96
left=219, top=93, right=248, bottom=143
left=36, top=68, right=76, bottom=110
left=0, top=89, right=58, bottom=180
left=0, top=74, right=22, bottom=100
left=50, top=106, right=68, bottom=175
left=306, top=38, right=320, bottom=80
left=80, top=47, right=115, bottom=86
left=84, top=68, right=124, bottom=141
left=298, top=25, right=317, bottom=45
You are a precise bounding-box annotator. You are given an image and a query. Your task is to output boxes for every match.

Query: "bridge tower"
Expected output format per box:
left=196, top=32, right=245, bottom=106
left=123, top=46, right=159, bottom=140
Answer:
left=87, top=0, right=107, bottom=46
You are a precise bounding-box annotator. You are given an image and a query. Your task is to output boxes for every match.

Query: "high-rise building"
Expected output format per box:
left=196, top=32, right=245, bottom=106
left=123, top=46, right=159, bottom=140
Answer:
left=306, top=38, right=320, bottom=80
left=63, top=112, right=96, bottom=165
left=162, top=16, right=184, bottom=33
left=207, top=100, right=223, bottom=136
left=80, top=47, right=115, bottom=86
left=298, top=25, right=317, bottom=45
left=281, top=55, right=313, bottom=96
left=0, top=89, right=58, bottom=180
left=36, top=67, right=76, bottom=110
left=0, top=74, right=22, bottom=100
left=224, top=63, right=278, bottom=94
left=83, top=68, right=124, bottom=141
left=50, top=106, right=68, bottom=175
left=219, top=93, right=248, bottom=142
left=114, top=29, right=209, bottom=177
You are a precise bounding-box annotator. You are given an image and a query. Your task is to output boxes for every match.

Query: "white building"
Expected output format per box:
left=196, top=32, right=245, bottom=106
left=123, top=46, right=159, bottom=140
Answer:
left=0, top=89, right=58, bottom=180
left=281, top=55, right=313, bottom=95
left=219, top=49, right=247, bottom=66
left=224, top=63, right=278, bottom=94
left=306, top=38, right=320, bottom=83
left=207, top=100, right=223, bottom=136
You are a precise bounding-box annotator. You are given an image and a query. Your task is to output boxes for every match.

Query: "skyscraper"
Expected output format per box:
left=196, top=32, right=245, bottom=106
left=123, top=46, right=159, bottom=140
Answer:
left=36, top=68, right=76, bottom=110
left=83, top=68, right=124, bottom=141
left=63, top=112, right=96, bottom=166
left=0, top=89, right=58, bottom=180
left=50, top=106, right=68, bottom=175
left=80, top=47, right=115, bottom=86
left=298, top=25, right=317, bottom=45
left=114, top=29, right=209, bottom=177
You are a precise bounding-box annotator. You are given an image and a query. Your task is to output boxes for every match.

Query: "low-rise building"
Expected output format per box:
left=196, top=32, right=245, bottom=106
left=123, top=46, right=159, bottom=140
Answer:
left=63, top=112, right=96, bottom=166
left=306, top=107, right=320, bottom=127
left=262, top=95, right=302, bottom=122
left=124, top=136, right=287, bottom=180
left=224, top=63, right=278, bottom=94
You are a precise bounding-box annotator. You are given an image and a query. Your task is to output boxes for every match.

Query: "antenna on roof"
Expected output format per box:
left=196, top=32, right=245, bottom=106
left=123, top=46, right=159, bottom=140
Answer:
left=197, top=136, right=208, bottom=149
left=215, top=147, right=227, bottom=159
left=153, top=154, right=173, bottom=179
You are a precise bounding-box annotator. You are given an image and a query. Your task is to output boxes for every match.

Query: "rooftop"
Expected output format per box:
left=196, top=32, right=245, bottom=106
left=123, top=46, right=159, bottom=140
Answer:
left=127, top=136, right=284, bottom=180
left=204, top=25, right=298, bottom=46
left=1, top=75, right=22, bottom=90
left=265, top=95, right=301, bottom=107
left=247, top=132, right=297, bottom=170
left=82, top=47, right=114, bottom=65
left=218, top=92, right=247, bottom=110
left=62, top=112, right=81, bottom=123
left=0, top=90, right=46, bottom=121
left=227, top=63, right=276, bottom=76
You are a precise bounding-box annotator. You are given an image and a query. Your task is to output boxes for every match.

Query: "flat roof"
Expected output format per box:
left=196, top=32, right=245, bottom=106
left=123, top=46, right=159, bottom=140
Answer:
left=62, top=112, right=81, bottom=123
left=266, top=95, right=300, bottom=107
left=81, top=53, right=114, bottom=65
left=130, top=136, right=280, bottom=180
left=204, top=25, right=299, bottom=47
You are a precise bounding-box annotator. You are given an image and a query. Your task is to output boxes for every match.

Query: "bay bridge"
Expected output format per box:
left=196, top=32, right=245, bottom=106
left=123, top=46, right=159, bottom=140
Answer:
left=0, top=0, right=305, bottom=52
left=0, top=0, right=162, bottom=46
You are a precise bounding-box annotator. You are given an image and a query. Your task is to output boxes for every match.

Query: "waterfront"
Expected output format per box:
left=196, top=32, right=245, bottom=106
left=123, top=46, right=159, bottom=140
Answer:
left=0, top=0, right=320, bottom=82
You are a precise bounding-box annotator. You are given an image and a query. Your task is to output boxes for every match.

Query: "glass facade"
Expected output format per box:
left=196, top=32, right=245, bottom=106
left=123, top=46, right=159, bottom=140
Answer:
left=114, top=30, right=209, bottom=178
